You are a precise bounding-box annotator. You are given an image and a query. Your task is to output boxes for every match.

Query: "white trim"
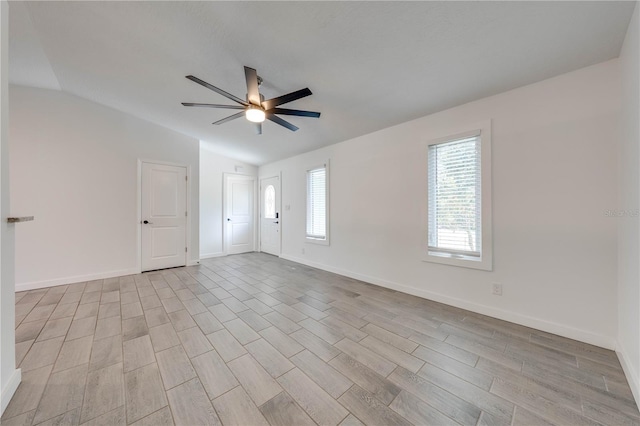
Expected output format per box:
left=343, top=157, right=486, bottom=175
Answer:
left=15, top=267, right=139, bottom=292
left=1, top=368, right=21, bottom=415
left=259, top=174, right=282, bottom=256
left=616, top=341, right=640, bottom=408
left=280, top=254, right=615, bottom=349
left=200, top=252, right=226, bottom=260
left=187, top=259, right=200, bottom=266
left=137, top=160, right=192, bottom=273
left=422, top=121, right=493, bottom=271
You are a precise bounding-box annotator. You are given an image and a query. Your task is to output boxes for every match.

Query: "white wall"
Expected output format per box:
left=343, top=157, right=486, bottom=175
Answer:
left=9, top=86, right=200, bottom=291
left=200, top=143, right=257, bottom=258
left=260, top=59, right=620, bottom=349
left=1, top=0, right=20, bottom=415
left=617, top=2, right=640, bottom=406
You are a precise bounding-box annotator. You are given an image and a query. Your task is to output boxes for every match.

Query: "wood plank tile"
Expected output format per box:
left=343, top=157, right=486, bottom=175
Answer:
left=15, top=320, right=46, bottom=343
left=290, top=329, right=341, bottom=362
left=259, top=326, right=304, bottom=358
left=409, top=330, right=479, bottom=366
left=19, top=336, right=64, bottom=372
left=93, top=316, right=121, bottom=341
left=224, top=317, right=261, bottom=344
left=97, top=302, right=120, bottom=320
left=291, top=350, right=352, bottom=398
left=144, top=306, right=170, bottom=328
left=192, top=311, right=224, bottom=334
left=335, top=338, right=397, bottom=376
left=81, top=362, right=125, bottom=423
left=259, top=391, right=316, bottom=426
left=36, top=317, right=72, bottom=342
left=33, top=364, right=87, bottom=424
left=66, top=316, right=97, bottom=341
left=491, top=376, right=601, bottom=426
left=53, top=335, right=93, bottom=373
left=212, top=386, right=269, bottom=426
left=277, top=368, right=349, bottom=426
left=339, top=385, right=411, bottom=426
left=390, top=390, right=458, bottom=426
left=299, top=318, right=344, bottom=344
left=238, top=309, right=272, bottom=331
left=227, top=354, right=282, bottom=406
left=123, top=335, right=155, bottom=372
left=74, top=302, right=99, bottom=320
left=129, top=406, right=174, bottom=426
left=362, top=323, right=418, bottom=353
left=245, top=339, right=295, bottom=378
left=122, top=302, right=143, bottom=320
left=329, top=353, right=401, bottom=405
left=156, top=345, right=197, bottom=389
left=388, top=366, right=481, bottom=425
left=208, top=303, right=237, bottom=322
left=414, top=345, right=493, bottom=390
left=79, top=406, right=126, bottom=426
left=206, top=329, right=247, bottom=362
left=167, top=309, right=197, bottom=331
left=166, top=378, right=221, bottom=426
left=191, top=350, right=239, bottom=399
left=2, top=365, right=52, bottom=419
left=122, top=316, right=149, bottom=341
left=149, top=323, right=180, bottom=352
left=263, top=311, right=301, bottom=334
left=124, top=363, right=168, bottom=423
left=177, top=326, right=213, bottom=358
left=89, top=334, right=122, bottom=371
left=360, top=335, right=424, bottom=373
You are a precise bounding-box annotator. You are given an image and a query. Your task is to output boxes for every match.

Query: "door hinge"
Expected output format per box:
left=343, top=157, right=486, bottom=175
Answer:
left=185, top=176, right=188, bottom=181
left=185, top=211, right=187, bottom=217
left=185, top=247, right=188, bottom=253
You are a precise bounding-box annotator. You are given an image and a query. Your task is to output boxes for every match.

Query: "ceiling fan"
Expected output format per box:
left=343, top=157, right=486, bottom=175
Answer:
left=182, top=66, right=320, bottom=135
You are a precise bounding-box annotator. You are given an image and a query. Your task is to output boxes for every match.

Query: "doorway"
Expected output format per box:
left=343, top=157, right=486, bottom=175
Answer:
left=260, top=175, right=281, bottom=256
left=224, top=174, right=255, bottom=255
left=140, top=162, right=188, bottom=272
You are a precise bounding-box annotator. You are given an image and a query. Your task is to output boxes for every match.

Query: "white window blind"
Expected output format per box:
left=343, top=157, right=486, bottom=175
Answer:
left=428, top=135, right=481, bottom=257
left=307, top=166, right=327, bottom=240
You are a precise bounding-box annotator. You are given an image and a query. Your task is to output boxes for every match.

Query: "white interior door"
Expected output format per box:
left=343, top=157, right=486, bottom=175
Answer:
left=260, top=176, right=281, bottom=256
left=141, top=162, right=187, bottom=271
left=225, top=174, right=255, bottom=255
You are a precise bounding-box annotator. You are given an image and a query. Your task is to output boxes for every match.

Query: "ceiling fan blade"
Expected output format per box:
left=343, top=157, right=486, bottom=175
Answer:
left=186, top=75, right=248, bottom=106
left=182, top=103, right=245, bottom=110
left=262, top=88, right=312, bottom=110
left=244, top=66, right=261, bottom=106
left=254, top=122, right=262, bottom=135
left=212, top=111, right=246, bottom=125
left=267, top=108, right=320, bottom=118
left=267, top=113, right=299, bottom=132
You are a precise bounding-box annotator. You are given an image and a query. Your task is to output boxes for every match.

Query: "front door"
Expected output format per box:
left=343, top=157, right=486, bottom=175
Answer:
left=260, top=176, right=281, bottom=256
left=141, top=162, right=187, bottom=272
left=225, top=174, right=255, bottom=255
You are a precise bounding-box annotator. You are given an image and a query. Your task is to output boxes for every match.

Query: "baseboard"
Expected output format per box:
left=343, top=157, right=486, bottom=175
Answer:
left=616, top=341, right=640, bottom=408
left=200, top=252, right=225, bottom=260
left=15, top=267, right=140, bottom=292
left=280, top=254, right=616, bottom=350
left=1, top=368, right=21, bottom=415
left=187, top=259, right=201, bottom=266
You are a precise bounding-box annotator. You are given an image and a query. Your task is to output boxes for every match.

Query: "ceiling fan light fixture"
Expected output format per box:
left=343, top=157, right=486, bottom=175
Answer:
left=246, top=106, right=266, bottom=123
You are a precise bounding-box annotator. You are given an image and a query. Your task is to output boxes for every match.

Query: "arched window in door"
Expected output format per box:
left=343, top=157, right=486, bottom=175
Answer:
left=264, top=185, right=276, bottom=218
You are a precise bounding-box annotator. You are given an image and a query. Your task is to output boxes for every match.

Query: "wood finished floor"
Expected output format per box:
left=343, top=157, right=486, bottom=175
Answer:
left=3, top=253, right=639, bottom=426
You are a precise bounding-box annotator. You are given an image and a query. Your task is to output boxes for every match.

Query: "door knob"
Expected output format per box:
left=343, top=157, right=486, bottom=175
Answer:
left=274, top=221, right=279, bottom=224
left=142, top=220, right=153, bottom=224
left=227, top=218, right=232, bottom=222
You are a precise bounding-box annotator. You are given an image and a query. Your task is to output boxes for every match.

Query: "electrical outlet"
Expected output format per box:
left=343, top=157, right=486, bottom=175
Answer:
left=492, top=283, right=503, bottom=296
left=301, top=248, right=305, bottom=255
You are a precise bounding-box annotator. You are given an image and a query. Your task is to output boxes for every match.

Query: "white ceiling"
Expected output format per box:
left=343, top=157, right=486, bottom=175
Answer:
left=9, top=1, right=635, bottom=165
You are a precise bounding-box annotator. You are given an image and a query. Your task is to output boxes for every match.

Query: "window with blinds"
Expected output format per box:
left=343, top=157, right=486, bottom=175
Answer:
left=428, top=134, right=481, bottom=258
left=306, top=165, right=327, bottom=240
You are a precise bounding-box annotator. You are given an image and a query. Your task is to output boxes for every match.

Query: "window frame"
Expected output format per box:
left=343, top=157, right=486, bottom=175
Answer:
left=423, top=123, right=492, bottom=271
left=305, top=160, right=330, bottom=246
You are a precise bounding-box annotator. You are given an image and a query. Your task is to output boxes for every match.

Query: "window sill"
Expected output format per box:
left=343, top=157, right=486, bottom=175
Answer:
left=422, top=251, right=492, bottom=271
left=306, top=237, right=329, bottom=246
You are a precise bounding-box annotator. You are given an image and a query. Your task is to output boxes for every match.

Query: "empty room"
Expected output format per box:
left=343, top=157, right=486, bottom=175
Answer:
left=1, top=1, right=640, bottom=425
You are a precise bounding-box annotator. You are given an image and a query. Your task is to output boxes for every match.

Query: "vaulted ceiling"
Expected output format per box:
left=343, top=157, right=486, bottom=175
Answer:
left=9, top=1, right=635, bottom=165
